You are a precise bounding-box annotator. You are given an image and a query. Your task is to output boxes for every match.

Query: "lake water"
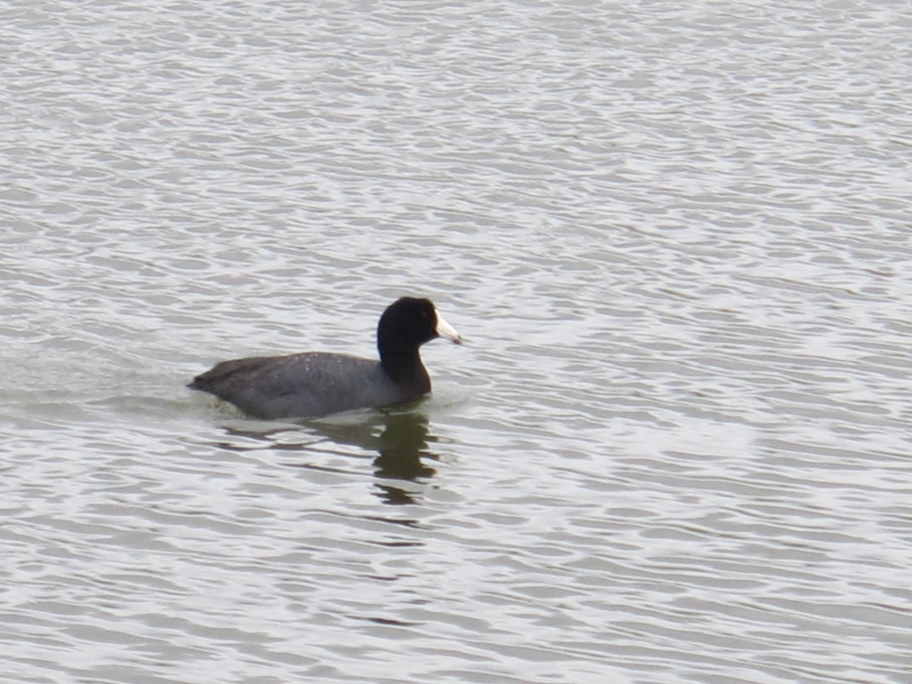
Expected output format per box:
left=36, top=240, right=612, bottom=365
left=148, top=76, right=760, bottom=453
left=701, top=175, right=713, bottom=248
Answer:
left=2, top=1, right=912, bottom=682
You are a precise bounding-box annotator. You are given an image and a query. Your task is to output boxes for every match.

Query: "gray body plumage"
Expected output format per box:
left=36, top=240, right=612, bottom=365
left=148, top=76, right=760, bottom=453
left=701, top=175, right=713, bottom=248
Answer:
left=189, top=351, right=429, bottom=420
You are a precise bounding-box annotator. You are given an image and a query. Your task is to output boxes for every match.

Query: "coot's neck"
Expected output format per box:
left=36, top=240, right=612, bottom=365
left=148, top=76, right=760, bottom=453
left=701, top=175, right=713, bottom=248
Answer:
left=380, top=348, right=431, bottom=392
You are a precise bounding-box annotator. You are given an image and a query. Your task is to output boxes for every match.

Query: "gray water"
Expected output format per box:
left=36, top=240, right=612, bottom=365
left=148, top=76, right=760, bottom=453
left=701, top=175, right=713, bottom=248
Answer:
left=2, top=1, right=912, bottom=682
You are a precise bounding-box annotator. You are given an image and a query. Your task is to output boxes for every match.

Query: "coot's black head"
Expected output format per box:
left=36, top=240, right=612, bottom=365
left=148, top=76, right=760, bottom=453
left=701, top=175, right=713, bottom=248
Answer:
left=377, top=297, right=462, bottom=356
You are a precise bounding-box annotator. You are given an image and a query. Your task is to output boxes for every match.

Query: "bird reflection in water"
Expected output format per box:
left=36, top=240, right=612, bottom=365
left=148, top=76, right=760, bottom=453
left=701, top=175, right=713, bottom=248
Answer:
left=370, top=411, right=437, bottom=504
left=216, top=408, right=439, bottom=505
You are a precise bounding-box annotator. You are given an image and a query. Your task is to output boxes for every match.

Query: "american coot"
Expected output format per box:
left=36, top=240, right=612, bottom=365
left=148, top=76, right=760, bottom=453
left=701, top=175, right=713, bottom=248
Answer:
left=188, top=297, right=462, bottom=419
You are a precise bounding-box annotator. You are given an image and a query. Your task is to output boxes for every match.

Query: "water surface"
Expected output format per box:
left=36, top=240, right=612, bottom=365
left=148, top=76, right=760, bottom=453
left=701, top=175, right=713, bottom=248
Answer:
left=2, top=1, right=912, bottom=682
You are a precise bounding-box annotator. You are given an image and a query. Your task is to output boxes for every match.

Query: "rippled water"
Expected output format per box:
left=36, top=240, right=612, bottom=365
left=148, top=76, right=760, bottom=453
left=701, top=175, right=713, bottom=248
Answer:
left=3, top=1, right=912, bottom=682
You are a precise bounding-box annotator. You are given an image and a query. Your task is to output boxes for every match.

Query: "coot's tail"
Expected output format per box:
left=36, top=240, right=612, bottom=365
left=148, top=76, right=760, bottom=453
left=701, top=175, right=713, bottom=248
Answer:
left=188, top=356, right=276, bottom=392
